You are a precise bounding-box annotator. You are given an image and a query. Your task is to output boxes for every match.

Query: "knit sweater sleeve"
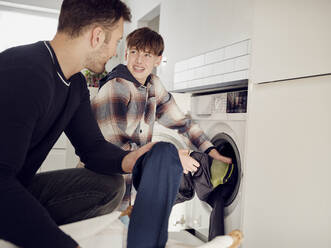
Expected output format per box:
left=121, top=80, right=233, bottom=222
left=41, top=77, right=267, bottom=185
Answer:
left=0, top=67, right=78, bottom=248
left=65, top=75, right=130, bottom=175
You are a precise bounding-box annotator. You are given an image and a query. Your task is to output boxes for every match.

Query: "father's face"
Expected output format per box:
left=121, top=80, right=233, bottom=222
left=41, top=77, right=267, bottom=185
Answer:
left=86, top=17, right=124, bottom=73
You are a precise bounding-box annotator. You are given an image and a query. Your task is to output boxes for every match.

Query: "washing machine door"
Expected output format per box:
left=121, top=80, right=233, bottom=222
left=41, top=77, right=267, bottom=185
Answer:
left=187, top=132, right=243, bottom=240
left=199, top=132, right=242, bottom=215
left=211, top=133, right=242, bottom=214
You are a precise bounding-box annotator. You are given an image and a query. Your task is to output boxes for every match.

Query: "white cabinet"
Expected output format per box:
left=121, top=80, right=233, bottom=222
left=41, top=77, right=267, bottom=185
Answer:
left=40, top=149, right=66, bottom=172
left=251, top=0, right=331, bottom=83
left=244, top=76, right=331, bottom=247
left=40, top=133, right=80, bottom=172
left=65, top=137, right=80, bottom=169
left=168, top=203, right=188, bottom=232
left=168, top=196, right=210, bottom=237
left=39, top=133, right=68, bottom=172
left=185, top=196, right=210, bottom=238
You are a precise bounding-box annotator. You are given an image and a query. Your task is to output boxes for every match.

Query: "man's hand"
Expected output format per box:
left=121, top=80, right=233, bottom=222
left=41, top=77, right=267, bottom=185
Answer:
left=208, top=148, right=232, bottom=164
left=178, top=149, right=200, bottom=174
left=121, top=142, right=156, bottom=173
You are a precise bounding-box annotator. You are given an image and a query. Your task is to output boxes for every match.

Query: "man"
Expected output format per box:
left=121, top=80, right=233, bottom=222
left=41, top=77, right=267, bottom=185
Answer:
left=0, top=1, right=183, bottom=248
left=91, top=27, right=233, bottom=247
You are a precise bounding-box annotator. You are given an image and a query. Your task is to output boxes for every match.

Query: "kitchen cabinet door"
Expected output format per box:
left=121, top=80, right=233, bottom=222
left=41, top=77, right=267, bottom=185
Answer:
left=243, top=75, right=331, bottom=247
left=39, top=133, right=67, bottom=172
left=40, top=149, right=66, bottom=172
left=251, top=0, right=331, bottom=84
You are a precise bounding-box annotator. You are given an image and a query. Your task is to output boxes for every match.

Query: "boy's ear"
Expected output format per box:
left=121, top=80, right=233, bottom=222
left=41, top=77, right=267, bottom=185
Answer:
left=154, top=55, right=162, bottom=67
left=124, top=48, right=128, bottom=61
left=90, top=26, right=105, bottom=49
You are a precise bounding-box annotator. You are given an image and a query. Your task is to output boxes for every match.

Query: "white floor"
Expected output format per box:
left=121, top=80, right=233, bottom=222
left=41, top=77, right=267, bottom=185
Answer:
left=0, top=212, right=204, bottom=248
left=0, top=212, right=236, bottom=248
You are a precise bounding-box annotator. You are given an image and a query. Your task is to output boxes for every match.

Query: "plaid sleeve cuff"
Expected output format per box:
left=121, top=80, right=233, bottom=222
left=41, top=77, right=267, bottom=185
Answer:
left=204, top=146, right=217, bottom=155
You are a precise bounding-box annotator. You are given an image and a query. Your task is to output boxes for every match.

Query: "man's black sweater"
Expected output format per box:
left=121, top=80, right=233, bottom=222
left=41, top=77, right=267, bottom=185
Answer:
left=0, top=41, right=129, bottom=248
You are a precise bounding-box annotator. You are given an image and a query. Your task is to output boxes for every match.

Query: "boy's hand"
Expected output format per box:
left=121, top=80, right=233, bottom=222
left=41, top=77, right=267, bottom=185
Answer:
left=121, top=142, right=156, bottom=173
left=178, top=149, right=200, bottom=174
left=208, top=148, right=232, bottom=164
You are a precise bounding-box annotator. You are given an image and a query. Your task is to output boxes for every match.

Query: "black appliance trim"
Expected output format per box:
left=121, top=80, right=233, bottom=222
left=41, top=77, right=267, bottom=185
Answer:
left=171, top=79, right=248, bottom=94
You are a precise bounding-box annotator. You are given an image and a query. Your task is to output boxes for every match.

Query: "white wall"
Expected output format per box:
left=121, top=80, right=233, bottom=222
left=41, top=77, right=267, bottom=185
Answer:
left=146, top=15, right=159, bottom=32
left=125, top=0, right=254, bottom=90
left=0, top=0, right=62, bottom=10
left=1, top=0, right=254, bottom=90
left=0, top=10, right=58, bottom=52
left=124, top=0, right=161, bottom=31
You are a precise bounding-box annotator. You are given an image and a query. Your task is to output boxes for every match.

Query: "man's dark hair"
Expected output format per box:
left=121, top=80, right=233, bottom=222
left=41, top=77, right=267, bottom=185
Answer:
left=126, top=27, right=164, bottom=56
left=58, top=0, right=131, bottom=37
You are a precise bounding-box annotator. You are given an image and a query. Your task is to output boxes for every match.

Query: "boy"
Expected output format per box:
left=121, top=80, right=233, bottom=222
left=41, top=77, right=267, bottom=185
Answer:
left=92, top=27, right=232, bottom=247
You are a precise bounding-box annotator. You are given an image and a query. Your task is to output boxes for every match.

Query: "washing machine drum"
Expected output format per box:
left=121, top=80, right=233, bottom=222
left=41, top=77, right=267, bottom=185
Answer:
left=211, top=133, right=241, bottom=207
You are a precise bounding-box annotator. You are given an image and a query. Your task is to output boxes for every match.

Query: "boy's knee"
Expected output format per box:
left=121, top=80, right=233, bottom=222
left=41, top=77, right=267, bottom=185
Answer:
left=149, top=142, right=182, bottom=170
left=151, top=141, right=177, bottom=155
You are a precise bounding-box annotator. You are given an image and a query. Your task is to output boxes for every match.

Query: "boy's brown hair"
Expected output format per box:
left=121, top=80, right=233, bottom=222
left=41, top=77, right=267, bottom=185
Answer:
left=126, top=27, right=164, bottom=56
left=58, top=0, right=131, bottom=38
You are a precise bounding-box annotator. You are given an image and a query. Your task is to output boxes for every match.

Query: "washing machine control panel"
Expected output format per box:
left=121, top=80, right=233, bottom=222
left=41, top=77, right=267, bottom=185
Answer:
left=214, top=94, right=227, bottom=113
left=225, top=90, right=247, bottom=113
left=191, top=90, right=247, bottom=115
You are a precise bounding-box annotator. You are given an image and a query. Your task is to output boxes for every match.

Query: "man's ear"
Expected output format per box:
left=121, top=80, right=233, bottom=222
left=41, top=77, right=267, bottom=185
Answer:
left=154, top=55, right=162, bottom=67
left=90, top=26, right=105, bottom=49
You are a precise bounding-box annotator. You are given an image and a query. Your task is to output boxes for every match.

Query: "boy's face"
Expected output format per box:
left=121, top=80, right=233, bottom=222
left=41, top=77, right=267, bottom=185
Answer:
left=125, top=47, right=162, bottom=84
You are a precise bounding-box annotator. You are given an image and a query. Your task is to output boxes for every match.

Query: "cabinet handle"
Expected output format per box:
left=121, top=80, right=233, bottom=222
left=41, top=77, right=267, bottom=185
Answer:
left=173, top=215, right=186, bottom=226
left=193, top=216, right=202, bottom=227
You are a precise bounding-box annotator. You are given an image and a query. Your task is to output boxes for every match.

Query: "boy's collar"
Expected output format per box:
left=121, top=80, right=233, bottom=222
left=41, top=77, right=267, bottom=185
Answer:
left=99, top=64, right=152, bottom=89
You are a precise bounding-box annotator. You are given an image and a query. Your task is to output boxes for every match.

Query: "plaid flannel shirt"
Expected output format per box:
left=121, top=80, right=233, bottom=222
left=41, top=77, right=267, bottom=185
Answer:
left=91, top=64, right=213, bottom=209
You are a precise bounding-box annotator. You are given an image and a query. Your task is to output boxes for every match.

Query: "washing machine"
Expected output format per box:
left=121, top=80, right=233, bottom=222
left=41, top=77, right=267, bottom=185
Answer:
left=184, top=88, right=247, bottom=242
left=151, top=89, right=247, bottom=243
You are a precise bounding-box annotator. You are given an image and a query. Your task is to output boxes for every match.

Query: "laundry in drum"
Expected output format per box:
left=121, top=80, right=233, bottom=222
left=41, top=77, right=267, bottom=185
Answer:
left=210, top=160, right=234, bottom=188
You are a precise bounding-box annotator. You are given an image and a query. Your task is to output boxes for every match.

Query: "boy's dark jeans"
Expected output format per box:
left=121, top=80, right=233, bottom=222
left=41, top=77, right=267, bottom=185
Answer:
left=28, top=167, right=125, bottom=225
left=128, top=142, right=183, bottom=248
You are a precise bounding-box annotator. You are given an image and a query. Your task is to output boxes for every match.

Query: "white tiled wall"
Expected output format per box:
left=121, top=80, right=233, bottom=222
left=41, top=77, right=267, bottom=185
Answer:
left=173, top=39, right=250, bottom=90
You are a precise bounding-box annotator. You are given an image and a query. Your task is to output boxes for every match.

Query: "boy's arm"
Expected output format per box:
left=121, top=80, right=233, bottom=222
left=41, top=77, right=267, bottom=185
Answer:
left=155, top=79, right=232, bottom=163
left=155, top=82, right=213, bottom=152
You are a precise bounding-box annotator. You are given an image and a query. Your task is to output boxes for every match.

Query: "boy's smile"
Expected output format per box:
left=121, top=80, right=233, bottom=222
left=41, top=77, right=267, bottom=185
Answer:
left=132, top=65, right=146, bottom=73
